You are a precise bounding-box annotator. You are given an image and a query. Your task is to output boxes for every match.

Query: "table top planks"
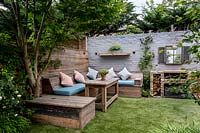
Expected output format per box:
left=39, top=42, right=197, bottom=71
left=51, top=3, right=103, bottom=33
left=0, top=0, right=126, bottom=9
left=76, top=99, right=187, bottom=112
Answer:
left=85, top=78, right=118, bottom=86
left=25, top=95, right=96, bottom=109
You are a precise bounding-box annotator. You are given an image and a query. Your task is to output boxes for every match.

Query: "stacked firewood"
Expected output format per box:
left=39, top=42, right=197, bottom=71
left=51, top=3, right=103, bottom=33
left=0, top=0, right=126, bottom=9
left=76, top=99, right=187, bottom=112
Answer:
left=152, top=75, right=161, bottom=96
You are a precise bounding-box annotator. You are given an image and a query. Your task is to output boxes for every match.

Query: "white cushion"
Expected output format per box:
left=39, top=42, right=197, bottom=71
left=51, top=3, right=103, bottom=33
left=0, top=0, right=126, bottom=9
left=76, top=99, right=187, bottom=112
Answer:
left=118, top=68, right=132, bottom=80
left=106, top=67, right=117, bottom=80
left=86, top=67, right=98, bottom=80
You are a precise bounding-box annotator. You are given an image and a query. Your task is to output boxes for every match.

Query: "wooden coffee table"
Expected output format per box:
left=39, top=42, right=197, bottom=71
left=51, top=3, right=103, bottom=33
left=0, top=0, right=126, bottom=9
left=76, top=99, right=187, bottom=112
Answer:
left=85, top=78, right=119, bottom=112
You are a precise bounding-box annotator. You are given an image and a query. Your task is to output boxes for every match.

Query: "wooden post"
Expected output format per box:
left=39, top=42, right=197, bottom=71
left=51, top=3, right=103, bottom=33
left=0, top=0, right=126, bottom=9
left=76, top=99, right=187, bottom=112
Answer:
left=115, top=82, right=119, bottom=96
left=85, top=87, right=89, bottom=97
left=102, top=86, right=107, bottom=112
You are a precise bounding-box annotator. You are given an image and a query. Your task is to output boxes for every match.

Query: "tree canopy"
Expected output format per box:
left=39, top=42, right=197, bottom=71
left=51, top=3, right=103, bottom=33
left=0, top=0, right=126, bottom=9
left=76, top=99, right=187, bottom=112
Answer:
left=136, top=0, right=195, bottom=32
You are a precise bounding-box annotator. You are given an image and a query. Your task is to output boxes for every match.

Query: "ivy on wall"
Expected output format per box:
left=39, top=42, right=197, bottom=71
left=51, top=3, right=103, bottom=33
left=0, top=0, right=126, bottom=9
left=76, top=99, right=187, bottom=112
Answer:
left=138, top=34, right=155, bottom=96
left=138, top=35, right=154, bottom=71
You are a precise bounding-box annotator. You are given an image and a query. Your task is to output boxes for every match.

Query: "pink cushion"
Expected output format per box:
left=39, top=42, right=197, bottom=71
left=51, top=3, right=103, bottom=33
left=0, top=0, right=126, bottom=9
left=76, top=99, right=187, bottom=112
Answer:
left=74, top=70, right=85, bottom=83
left=59, top=72, right=74, bottom=86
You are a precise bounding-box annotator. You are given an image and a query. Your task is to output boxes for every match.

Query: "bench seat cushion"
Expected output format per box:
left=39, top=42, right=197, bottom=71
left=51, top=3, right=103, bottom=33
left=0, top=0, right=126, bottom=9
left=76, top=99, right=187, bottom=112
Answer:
left=118, top=80, right=135, bottom=87
left=53, top=83, right=85, bottom=96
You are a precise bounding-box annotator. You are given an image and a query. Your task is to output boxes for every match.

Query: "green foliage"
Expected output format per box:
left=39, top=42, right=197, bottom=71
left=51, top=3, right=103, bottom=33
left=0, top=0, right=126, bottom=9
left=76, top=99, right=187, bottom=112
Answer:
left=126, top=25, right=143, bottom=34
left=175, top=0, right=200, bottom=104
left=109, top=45, right=121, bottom=51
left=167, top=80, right=193, bottom=98
left=0, top=69, right=32, bottom=132
left=118, top=25, right=143, bottom=35
left=136, top=0, right=194, bottom=32
left=0, top=115, right=30, bottom=133
left=150, top=122, right=200, bottom=133
left=99, top=69, right=108, bottom=76
left=138, top=35, right=154, bottom=71
left=0, top=1, right=137, bottom=96
left=138, top=35, right=154, bottom=97
left=57, top=0, right=137, bottom=36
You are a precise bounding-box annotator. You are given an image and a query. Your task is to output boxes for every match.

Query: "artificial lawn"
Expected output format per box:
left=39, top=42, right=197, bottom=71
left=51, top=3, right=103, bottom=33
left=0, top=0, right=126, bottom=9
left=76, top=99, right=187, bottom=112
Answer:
left=29, top=97, right=200, bottom=133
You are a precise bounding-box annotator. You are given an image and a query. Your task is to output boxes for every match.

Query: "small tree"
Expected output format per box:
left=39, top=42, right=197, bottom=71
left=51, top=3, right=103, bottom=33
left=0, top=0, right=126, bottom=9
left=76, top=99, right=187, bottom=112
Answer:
left=0, top=0, right=136, bottom=97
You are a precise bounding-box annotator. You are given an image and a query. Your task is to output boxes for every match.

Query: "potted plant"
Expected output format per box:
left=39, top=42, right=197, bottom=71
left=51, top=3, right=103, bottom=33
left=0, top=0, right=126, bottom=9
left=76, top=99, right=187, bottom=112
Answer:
left=99, top=69, right=108, bottom=81
left=109, top=44, right=121, bottom=53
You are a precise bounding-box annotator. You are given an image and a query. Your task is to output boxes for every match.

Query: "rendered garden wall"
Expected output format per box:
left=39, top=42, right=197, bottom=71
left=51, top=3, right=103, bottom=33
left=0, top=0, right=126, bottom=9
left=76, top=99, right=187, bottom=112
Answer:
left=87, top=31, right=200, bottom=72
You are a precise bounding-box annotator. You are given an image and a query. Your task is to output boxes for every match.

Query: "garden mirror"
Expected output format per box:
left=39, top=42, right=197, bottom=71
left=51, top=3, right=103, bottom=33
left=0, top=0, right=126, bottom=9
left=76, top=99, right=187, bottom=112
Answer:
left=165, top=46, right=182, bottom=64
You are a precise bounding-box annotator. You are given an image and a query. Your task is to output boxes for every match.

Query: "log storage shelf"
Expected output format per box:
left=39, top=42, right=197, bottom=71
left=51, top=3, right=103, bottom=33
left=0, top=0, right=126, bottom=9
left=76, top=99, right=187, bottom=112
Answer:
left=98, top=53, right=130, bottom=57
left=150, top=70, right=188, bottom=97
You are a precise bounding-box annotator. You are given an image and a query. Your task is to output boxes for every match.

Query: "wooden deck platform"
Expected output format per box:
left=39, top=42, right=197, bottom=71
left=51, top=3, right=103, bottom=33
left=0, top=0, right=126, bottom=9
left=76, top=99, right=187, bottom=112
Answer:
left=26, top=95, right=96, bottom=129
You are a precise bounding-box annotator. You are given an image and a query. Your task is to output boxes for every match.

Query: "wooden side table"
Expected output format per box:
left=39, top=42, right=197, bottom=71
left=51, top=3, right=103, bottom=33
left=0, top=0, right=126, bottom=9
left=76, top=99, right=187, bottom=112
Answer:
left=85, top=78, right=119, bottom=112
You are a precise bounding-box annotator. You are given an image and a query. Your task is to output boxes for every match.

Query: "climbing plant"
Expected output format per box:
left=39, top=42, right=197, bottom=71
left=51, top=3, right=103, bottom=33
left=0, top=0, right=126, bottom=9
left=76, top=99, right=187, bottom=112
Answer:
left=138, top=35, right=155, bottom=96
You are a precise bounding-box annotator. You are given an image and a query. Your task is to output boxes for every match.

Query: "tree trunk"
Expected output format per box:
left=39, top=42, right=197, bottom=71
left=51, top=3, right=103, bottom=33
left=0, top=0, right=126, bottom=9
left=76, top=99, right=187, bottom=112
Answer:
left=34, top=76, right=41, bottom=97
left=24, top=58, right=36, bottom=88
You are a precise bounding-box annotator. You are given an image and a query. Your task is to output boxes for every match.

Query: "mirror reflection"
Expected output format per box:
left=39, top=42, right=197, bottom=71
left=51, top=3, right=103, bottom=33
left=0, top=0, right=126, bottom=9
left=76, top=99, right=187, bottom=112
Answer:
left=165, top=46, right=181, bottom=64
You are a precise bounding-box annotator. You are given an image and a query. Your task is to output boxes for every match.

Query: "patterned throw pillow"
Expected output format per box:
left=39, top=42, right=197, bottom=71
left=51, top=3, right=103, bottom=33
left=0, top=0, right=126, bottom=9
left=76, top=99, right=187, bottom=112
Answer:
left=59, top=72, right=74, bottom=86
left=118, top=68, right=132, bottom=80
left=86, top=67, right=98, bottom=80
left=106, top=67, right=117, bottom=80
left=74, top=70, right=85, bottom=83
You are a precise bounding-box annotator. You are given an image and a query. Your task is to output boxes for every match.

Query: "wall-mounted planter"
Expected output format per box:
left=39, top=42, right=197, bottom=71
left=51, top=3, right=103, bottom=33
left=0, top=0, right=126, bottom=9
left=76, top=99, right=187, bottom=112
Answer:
left=98, top=52, right=130, bottom=57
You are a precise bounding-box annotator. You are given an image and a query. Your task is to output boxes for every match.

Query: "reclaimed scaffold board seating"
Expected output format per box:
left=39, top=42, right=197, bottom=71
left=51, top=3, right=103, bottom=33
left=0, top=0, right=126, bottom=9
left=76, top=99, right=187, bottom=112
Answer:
left=25, top=95, right=96, bottom=129
left=42, top=70, right=143, bottom=97
left=42, top=74, right=98, bottom=97
left=118, top=73, right=143, bottom=97
left=108, top=72, right=143, bottom=97
left=42, top=75, right=86, bottom=96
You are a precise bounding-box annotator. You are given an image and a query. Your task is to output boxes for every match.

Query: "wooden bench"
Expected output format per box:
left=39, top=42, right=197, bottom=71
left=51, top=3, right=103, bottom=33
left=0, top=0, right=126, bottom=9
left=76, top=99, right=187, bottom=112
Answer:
left=42, top=76, right=98, bottom=96
left=108, top=73, right=143, bottom=97
left=26, top=95, right=96, bottom=129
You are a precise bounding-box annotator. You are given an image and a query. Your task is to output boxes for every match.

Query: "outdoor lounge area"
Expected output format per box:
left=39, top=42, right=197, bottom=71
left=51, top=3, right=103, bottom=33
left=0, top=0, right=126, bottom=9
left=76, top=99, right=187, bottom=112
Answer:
left=25, top=30, right=200, bottom=130
left=0, top=0, right=200, bottom=133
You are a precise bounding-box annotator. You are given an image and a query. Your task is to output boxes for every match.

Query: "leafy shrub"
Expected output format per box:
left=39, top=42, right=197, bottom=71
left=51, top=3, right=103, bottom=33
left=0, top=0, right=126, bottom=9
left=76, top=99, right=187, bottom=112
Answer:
left=0, top=68, right=31, bottom=132
left=0, top=115, right=30, bottom=133
left=109, top=44, right=121, bottom=51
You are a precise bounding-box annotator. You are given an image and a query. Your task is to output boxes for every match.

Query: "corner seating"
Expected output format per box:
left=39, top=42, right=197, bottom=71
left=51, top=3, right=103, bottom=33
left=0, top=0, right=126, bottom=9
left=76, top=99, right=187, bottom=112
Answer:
left=42, top=74, right=98, bottom=96
left=42, top=75, right=85, bottom=96
left=42, top=72, right=143, bottom=97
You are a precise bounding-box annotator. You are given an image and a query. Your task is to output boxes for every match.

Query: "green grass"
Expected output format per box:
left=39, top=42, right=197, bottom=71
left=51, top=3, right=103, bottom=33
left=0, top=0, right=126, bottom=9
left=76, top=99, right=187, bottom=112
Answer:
left=29, top=98, right=200, bottom=133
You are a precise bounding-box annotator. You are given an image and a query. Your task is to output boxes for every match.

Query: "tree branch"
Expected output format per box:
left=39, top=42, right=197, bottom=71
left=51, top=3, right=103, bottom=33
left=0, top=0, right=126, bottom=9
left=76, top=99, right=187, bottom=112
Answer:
left=34, top=0, right=52, bottom=79
left=25, top=0, right=29, bottom=37
left=38, top=48, right=53, bottom=76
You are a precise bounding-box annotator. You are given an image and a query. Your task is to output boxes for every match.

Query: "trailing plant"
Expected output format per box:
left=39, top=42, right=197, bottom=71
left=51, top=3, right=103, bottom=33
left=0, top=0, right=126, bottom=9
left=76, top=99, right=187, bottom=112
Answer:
left=138, top=35, right=154, bottom=97
left=109, top=44, right=121, bottom=51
